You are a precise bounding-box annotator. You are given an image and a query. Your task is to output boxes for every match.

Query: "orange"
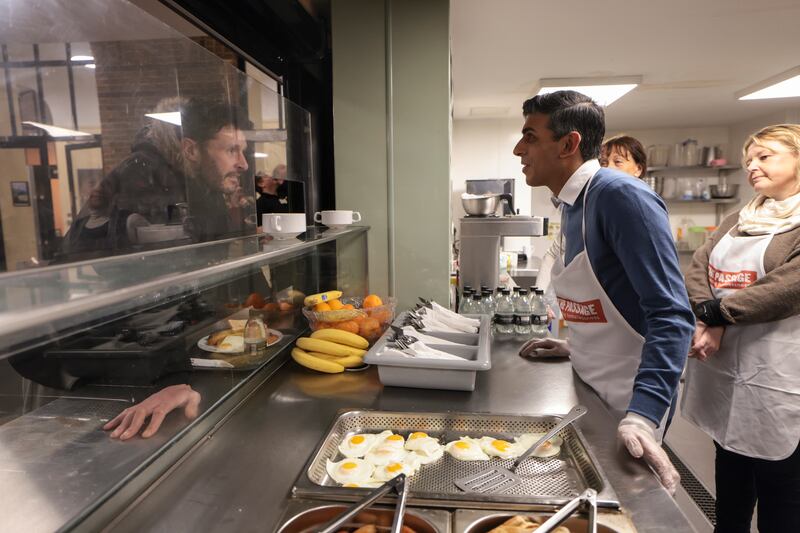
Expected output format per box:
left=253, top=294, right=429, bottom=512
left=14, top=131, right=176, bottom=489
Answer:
left=370, top=308, right=393, bottom=325
left=363, top=294, right=383, bottom=308
left=342, top=304, right=355, bottom=310
left=359, top=317, right=381, bottom=338
left=332, top=320, right=360, bottom=334
left=314, top=302, right=332, bottom=312
left=327, top=299, right=344, bottom=310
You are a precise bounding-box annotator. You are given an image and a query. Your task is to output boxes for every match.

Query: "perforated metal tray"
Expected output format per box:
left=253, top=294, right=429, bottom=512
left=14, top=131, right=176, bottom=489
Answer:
left=291, top=409, right=620, bottom=510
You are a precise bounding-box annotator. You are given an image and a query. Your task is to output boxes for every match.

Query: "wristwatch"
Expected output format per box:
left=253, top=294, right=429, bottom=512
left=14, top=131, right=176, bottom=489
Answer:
left=694, top=299, right=730, bottom=327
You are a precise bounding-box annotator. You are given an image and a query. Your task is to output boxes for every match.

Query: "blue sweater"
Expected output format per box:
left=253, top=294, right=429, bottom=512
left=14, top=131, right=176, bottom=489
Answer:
left=562, top=168, right=694, bottom=425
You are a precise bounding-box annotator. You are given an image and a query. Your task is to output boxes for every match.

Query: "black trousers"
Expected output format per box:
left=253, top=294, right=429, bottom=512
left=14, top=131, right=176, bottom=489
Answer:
left=714, top=441, right=800, bottom=533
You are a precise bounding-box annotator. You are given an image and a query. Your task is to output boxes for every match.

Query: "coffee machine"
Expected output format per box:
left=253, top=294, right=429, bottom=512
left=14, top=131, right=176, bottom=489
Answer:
left=459, top=180, right=547, bottom=289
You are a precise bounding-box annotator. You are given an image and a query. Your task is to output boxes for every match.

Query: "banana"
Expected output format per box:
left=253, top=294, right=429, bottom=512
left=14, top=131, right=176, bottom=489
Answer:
left=318, top=309, right=366, bottom=323
left=308, top=352, right=364, bottom=368
left=296, top=337, right=367, bottom=357
left=311, top=329, right=369, bottom=349
left=304, top=290, right=343, bottom=307
left=291, top=347, right=344, bottom=373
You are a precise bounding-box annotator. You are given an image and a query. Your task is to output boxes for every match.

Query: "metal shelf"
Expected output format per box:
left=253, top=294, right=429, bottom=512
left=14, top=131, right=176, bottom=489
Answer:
left=648, top=165, right=740, bottom=172
left=665, top=197, right=740, bottom=204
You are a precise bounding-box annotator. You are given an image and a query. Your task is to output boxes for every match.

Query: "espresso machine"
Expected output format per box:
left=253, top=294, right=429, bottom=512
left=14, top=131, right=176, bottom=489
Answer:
left=459, top=185, right=547, bottom=290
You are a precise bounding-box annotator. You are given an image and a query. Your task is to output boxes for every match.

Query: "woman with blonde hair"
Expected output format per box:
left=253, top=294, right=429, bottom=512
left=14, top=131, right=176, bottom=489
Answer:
left=682, top=124, right=800, bottom=532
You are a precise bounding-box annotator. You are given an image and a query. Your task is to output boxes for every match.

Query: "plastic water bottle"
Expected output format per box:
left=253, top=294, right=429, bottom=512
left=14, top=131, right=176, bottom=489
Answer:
left=471, top=293, right=483, bottom=315
left=531, top=289, right=549, bottom=338
left=511, top=286, right=521, bottom=310
left=494, top=289, right=515, bottom=334
left=514, top=288, right=532, bottom=336
left=482, top=289, right=496, bottom=316
left=459, top=288, right=474, bottom=314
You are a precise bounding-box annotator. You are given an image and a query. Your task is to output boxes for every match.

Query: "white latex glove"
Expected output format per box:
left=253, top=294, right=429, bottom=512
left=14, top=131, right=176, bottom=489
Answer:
left=518, top=337, right=570, bottom=358
left=617, top=413, right=680, bottom=495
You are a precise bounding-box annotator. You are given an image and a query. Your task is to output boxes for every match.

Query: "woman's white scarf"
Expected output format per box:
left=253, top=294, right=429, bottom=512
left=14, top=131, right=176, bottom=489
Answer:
left=738, top=191, right=800, bottom=235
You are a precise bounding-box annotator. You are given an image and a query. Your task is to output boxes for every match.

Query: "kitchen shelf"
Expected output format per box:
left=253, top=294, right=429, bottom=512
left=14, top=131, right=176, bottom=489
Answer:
left=665, top=197, right=740, bottom=204
left=648, top=165, right=740, bottom=172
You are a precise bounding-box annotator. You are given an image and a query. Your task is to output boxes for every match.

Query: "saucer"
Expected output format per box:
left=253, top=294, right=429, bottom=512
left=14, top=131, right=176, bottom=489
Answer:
left=265, top=232, right=303, bottom=241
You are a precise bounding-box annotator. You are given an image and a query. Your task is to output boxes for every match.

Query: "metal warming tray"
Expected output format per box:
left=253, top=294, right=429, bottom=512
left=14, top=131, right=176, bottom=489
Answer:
left=292, top=409, right=620, bottom=510
left=453, top=508, right=636, bottom=533
left=276, top=499, right=451, bottom=533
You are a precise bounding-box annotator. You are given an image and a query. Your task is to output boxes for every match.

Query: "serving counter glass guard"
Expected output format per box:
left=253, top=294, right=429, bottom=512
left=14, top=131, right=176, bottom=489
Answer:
left=0, top=227, right=369, bottom=532
left=0, top=0, right=355, bottom=530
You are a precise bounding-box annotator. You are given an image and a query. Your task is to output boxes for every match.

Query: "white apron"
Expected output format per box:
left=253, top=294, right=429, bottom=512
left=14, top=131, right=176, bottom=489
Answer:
left=550, top=174, right=646, bottom=420
left=682, top=230, right=800, bottom=460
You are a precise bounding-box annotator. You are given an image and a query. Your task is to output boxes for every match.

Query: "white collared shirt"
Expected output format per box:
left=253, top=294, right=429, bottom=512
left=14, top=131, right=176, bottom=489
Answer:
left=557, top=159, right=601, bottom=207
left=554, top=159, right=600, bottom=260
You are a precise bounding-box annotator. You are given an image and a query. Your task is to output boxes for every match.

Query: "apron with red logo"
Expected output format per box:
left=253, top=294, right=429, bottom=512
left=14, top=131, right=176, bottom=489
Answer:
left=550, top=174, right=645, bottom=417
left=682, top=230, right=800, bottom=459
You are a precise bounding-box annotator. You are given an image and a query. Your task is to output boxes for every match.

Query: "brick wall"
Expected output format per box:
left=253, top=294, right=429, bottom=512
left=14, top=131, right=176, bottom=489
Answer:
left=93, top=36, right=240, bottom=174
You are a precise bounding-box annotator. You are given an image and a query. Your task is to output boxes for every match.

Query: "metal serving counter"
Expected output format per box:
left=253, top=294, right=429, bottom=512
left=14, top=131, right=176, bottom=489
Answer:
left=107, top=335, right=694, bottom=532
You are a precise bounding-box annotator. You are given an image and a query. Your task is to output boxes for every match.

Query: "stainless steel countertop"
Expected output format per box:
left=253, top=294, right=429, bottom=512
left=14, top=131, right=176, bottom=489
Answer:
left=109, top=336, right=694, bottom=532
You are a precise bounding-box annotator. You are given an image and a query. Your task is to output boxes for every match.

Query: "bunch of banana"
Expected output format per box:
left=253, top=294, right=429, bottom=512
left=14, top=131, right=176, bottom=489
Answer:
left=291, top=330, right=370, bottom=373
left=303, top=290, right=343, bottom=307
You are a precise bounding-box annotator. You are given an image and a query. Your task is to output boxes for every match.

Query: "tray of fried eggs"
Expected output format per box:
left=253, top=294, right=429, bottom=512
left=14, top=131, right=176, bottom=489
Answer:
left=326, top=430, right=445, bottom=487
left=325, top=430, right=563, bottom=488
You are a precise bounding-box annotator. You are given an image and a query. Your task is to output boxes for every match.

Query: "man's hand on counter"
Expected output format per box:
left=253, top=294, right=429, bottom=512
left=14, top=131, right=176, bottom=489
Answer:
left=104, top=384, right=202, bottom=441
left=518, top=338, right=570, bottom=358
left=617, top=413, right=680, bottom=495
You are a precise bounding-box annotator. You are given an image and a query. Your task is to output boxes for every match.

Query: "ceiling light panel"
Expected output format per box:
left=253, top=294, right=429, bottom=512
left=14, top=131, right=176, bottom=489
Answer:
left=536, top=76, right=641, bottom=106
left=737, top=66, right=800, bottom=100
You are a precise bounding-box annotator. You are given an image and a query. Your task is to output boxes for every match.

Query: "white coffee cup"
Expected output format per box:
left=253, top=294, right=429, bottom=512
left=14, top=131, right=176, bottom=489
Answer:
left=314, top=210, right=362, bottom=228
left=262, top=213, right=307, bottom=238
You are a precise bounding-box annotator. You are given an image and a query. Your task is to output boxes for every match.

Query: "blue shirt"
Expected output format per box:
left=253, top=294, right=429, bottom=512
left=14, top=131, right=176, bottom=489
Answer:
left=561, top=166, right=695, bottom=425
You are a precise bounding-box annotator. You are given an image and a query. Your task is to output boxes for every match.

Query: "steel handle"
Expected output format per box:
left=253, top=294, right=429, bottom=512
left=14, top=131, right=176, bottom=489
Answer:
left=513, top=405, right=587, bottom=469
left=389, top=476, right=409, bottom=533
left=534, top=488, right=597, bottom=533
left=316, top=474, right=406, bottom=533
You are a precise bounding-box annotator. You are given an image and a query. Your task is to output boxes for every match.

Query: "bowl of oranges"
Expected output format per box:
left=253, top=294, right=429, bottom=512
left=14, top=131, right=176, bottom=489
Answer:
left=302, top=293, right=396, bottom=346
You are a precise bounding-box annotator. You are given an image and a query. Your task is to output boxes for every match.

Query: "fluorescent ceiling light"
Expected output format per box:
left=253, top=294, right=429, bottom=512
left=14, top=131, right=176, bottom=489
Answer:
left=145, top=112, right=181, bottom=126
left=84, top=63, right=96, bottom=69
left=536, top=76, right=641, bottom=106
left=22, top=121, right=93, bottom=138
left=70, top=55, right=94, bottom=61
left=736, top=66, right=800, bottom=100
left=254, top=152, right=269, bottom=158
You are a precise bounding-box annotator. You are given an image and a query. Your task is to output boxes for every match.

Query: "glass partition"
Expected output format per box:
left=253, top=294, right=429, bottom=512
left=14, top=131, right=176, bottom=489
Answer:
left=0, top=1, right=349, bottom=531
left=0, top=0, right=314, bottom=273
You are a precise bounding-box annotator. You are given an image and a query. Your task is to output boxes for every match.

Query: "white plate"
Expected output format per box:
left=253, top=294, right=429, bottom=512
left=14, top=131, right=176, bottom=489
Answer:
left=197, top=329, right=283, bottom=354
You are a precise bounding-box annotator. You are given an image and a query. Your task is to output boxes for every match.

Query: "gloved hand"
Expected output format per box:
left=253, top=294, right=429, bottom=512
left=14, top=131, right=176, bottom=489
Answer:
left=518, top=338, right=570, bottom=358
left=617, top=413, right=680, bottom=495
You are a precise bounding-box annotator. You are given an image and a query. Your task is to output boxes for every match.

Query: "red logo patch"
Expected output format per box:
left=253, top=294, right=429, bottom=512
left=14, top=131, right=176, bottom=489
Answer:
left=708, top=264, right=758, bottom=289
left=557, top=297, right=608, bottom=323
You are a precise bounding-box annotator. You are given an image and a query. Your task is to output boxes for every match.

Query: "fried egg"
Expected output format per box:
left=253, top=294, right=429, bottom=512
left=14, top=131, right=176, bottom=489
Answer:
left=218, top=335, right=244, bottom=352
left=379, top=433, right=406, bottom=449
left=326, top=458, right=374, bottom=484
left=338, top=430, right=391, bottom=458
left=404, top=432, right=444, bottom=463
left=514, top=433, right=563, bottom=458
left=445, top=437, right=490, bottom=461
left=365, top=443, right=408, bottom=466
left=478, top=437, right=521, bottom=459
left=342, top=480, right=383, bottom=488
left=371, top=461, right=416, bottom=482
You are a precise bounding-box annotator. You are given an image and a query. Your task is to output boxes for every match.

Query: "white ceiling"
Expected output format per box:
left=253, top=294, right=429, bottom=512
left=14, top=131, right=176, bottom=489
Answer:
left=451, top=0, right=800, bottom=129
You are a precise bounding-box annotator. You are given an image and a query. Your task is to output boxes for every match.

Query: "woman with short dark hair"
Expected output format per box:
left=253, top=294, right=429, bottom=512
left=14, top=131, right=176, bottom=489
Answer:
left=600, top=135, right=648, bottom=178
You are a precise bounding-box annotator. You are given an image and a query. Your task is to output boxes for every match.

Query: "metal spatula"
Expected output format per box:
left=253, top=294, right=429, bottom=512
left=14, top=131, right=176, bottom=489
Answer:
left=454, top=405, right=588, bottom=494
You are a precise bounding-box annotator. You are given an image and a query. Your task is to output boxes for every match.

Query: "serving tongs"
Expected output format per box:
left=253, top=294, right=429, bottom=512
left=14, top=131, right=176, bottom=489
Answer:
left=454, top=405, right=588, bottom=494
left=315, top=474, right=409, bottom=533
left=533, top=488, right=597, bottom=533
